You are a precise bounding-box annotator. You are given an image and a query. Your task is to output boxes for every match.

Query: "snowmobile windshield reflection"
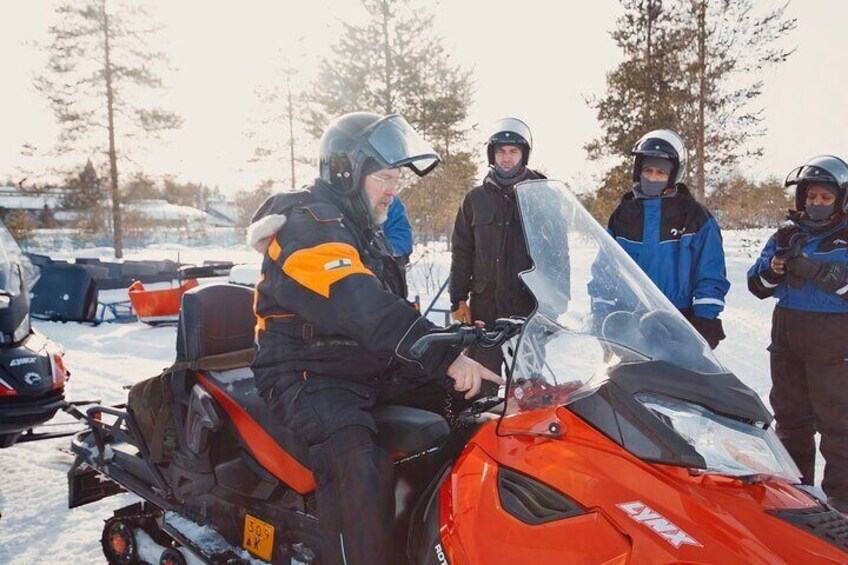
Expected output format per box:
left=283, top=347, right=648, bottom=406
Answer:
left=504, top=180, right=725, bottom=417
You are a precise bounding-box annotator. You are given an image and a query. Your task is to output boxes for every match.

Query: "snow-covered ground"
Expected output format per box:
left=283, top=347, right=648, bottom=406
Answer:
left=0, top=229, right=823, bottom=564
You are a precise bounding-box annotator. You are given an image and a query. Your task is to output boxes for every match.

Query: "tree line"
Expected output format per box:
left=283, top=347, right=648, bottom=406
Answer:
left=30, top=0, right=797, bottom=256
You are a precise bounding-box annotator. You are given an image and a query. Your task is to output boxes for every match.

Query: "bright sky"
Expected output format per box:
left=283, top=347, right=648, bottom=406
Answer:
left=1, top=1, right=846, bottom=195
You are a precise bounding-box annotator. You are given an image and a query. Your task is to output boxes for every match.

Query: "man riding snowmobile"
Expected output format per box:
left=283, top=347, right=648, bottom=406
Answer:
left=247, top=111, right=502, bottom=564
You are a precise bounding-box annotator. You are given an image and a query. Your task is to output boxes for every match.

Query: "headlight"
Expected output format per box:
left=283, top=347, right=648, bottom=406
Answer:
left=638, top=393, right=801, bottom=482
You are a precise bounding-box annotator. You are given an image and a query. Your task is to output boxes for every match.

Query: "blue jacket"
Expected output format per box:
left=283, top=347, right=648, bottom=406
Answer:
left=747, top=219, right=848, bottom=313
left=381, top=198, right=413, bottom=256
left=603, top=186, right=730, bottom=319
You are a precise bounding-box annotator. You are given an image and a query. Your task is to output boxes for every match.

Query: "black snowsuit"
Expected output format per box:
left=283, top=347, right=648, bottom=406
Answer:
left=250, top=181, right=459, bottom=564
left=748, top=219, right=848, bottom=508
left=449, top=169, right=565, bottom=374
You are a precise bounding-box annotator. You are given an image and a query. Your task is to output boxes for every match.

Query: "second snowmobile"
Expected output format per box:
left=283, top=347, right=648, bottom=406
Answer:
left=0, top=222, right=71, bottom=447
left=68, top=180, right=848, bottom=564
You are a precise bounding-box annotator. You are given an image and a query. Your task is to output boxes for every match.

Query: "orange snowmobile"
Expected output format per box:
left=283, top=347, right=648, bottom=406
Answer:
left=68, top=180, right=847, bottom=564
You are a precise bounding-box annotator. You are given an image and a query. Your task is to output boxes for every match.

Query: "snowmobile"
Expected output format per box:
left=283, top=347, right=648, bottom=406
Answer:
left=68, top=180, right=848, bottom=564
left=0, top=223, right=72, bottom=447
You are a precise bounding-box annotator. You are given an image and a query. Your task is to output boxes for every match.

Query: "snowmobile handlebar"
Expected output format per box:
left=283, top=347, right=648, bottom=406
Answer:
left=409, top=318, right=524, bottom=359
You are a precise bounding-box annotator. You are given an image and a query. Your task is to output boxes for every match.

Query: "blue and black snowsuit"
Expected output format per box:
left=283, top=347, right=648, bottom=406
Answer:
left=600, top=184, right=730, bottom=347
left=748, top=216, right=848, bottom=507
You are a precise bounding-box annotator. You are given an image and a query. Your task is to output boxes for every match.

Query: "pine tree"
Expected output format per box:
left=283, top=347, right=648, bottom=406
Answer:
left=586, top=0, right=795, bottom=215
left=35, top=0, right=182, bottom=257
left=680, top=0, right=796, bottom=200
left=302, top=0, right=475, bottom=239
left=64, top=159, right=106, bottom=235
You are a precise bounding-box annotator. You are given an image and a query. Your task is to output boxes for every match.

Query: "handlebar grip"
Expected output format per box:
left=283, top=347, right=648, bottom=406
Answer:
left=409, top=332, right=463, bottom=359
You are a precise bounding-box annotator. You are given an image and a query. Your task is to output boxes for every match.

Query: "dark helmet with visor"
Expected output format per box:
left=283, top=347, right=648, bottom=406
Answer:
left=319, top=112, right=440, bottom=196
left=631, top=129, right=688, bottom=186
left=486, top=117, right=533, bottom=167
left=784, top=155, right=848, bottom=212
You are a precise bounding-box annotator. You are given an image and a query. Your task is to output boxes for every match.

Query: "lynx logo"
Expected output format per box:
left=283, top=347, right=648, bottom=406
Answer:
left=617, top=501, right=702, bottom=549
left=23, top=372, right=43, bottom=386
left=433, top=543, right=449, bottom=564
left=10, top=357, right=37, bottom=367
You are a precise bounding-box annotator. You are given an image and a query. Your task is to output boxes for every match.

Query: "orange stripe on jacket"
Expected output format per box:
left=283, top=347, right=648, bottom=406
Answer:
left=268, top=238, right=282, bottom=261
left=283, top=242, right=373, bottom=298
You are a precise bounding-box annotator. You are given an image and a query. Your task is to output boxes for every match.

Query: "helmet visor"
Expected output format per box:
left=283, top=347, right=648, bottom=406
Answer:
left=366, top=115, right=440, bottom=177
left=490, top=117, right=533, bottom=147
left=785, top=155, right=848, bottom=188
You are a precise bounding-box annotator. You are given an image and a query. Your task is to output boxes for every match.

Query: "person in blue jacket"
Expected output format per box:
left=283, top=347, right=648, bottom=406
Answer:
left=600, top=129, right=730, bottom=349
left=748, top=155, right=848, bottom=512
left=381, top=197, right=413, bottom=263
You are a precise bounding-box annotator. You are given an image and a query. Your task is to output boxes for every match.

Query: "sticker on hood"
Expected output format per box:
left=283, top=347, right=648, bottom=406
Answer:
left=617, top=501, right=702, bottom=549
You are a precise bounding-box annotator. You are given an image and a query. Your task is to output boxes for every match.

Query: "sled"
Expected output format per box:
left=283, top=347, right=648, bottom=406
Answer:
left=128, top=279, right=199, bottom=325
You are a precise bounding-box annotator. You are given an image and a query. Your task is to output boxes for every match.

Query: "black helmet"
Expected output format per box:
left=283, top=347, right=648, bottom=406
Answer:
left=784, top=155, right=848, bottom=212
left=319, top=112, right=440, bottom=196
left=631, top=129, right=688, bottom=185
left=486, top=117, right=533, bottom=167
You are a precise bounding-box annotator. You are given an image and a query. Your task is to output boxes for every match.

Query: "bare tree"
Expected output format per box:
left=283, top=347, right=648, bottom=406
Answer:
left=35, top=0, right=181, bottom=257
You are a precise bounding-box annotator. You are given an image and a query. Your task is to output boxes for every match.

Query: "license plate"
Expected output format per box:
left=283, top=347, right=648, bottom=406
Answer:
left=243, top=513, right=275, bottom=562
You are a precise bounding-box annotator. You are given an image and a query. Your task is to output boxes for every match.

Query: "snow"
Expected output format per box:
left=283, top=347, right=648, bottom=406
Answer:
left=0, top=188, right=63, bottom=211
left=0, top=231, right=829, bottom=563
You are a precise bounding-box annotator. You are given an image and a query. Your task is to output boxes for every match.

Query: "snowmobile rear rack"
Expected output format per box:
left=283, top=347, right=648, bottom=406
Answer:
left=69, top=404, right=173, bottom=506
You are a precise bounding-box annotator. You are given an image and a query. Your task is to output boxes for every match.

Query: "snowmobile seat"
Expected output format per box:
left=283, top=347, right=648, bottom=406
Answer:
left=201, top=368, right=449, bottom=467
left=176, top=283, right=449, bottom=478
left=176, top=283, right=255, bottom=361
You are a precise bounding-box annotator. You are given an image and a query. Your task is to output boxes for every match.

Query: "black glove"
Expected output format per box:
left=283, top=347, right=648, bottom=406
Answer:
left=786, top=256, right=848, bottom=294
left=689, top=316, right=725, bottom=349
left=773, top=229, right=807, bottom=261
left=761, top=262, right=784, bottom=285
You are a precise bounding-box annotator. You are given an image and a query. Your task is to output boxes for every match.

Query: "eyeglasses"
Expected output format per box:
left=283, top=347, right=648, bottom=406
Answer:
left=369, top=173, right=401, bottom=191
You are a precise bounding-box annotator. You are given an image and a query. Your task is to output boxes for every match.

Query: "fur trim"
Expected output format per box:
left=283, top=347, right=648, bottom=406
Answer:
left=247, top=214, right=287, bottom=254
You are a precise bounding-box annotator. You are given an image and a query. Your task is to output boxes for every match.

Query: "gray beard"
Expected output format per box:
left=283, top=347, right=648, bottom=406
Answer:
left=373, top=208, right=389, bottom=224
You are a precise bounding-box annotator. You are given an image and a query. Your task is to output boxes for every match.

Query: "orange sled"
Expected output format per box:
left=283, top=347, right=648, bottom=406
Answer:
left=128, top=279, right=198, bottom=324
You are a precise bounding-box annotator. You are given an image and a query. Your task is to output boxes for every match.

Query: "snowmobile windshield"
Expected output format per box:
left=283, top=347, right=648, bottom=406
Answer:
left=0, top=222, right=35, bottom=295
left=365, top=115, right=440, bottom=177
left=499, top=179, right=725, bottom=433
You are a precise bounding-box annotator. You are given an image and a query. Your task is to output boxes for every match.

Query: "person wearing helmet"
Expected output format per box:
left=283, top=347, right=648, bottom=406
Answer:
left=600, top=129, right=730, bottom=349
left=748, top=155, right=848, bottom=512
left=248, top=111, right=503, bottom=564
left=449, top=118, right=566, bottom=376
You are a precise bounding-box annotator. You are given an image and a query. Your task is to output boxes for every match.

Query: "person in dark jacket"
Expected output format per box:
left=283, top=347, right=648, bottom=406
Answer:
left=599, top=129, right=730, bottom=349
left=248, top=112, right=502, bottom=564
left=748, top=155, right=848, bottom=512
left=450, top=117, right=567, bottom=375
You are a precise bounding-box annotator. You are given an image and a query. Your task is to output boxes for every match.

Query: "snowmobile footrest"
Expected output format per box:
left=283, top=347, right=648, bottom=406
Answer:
left=68, top=462, right=125, bottom=508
